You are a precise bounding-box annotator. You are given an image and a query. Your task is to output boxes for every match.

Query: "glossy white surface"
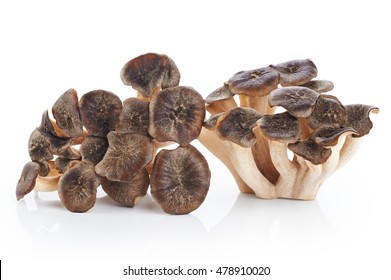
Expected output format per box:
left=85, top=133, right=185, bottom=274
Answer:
left=1, top=1, right=390, bottom=279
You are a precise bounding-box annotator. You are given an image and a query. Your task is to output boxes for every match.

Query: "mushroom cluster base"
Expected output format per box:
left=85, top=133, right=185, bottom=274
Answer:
left=199, top=128, right=363, bottom=200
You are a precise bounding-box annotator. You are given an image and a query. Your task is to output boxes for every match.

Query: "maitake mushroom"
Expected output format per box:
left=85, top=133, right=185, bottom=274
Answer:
left=199, top=59, right=378, bottom=200
left=16, top=53, right=210, bottom=214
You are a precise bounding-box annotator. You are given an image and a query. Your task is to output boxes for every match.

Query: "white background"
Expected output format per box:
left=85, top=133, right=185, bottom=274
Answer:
left=0, top=0, right=390, bottom=279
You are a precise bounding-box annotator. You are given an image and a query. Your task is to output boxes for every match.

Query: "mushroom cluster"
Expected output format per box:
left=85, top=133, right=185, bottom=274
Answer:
left=16, top=53, right=211, bottom=214
left=199, top=59, right=378, bottom=200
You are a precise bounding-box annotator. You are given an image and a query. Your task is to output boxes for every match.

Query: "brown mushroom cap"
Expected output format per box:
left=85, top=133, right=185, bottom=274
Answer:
left=52, top=88, right=83, bottom=138
left=16, top=161, right=41, bottom=200
left=311, top=126, right=358, bottom=146
left=288, top=139, right=332, bottom=165
left=120, top=53, right=180, bottom=98
left=101, top=169, right=150, bottom=207
left=205, top=83, right=235, bottom=104
left=148, top=86, right=205, bottom=146
left=55, top=157, right=80, bottom=174
left=345, top=104, right=379, bottom=137
left=227, top=66, right=279, bottom=96
left=216, top=107, right=261, bottom=147
left=95, top=132, right=154, bottom=182
left=257, top=112, right=302, bottom=143
left=271, top=59, right=318, bottom=86
left=79, top=90, right=122, bottom=137
left=203, top=112, right=224, bottom=130
left=116, top=98, right=150, bottom=135
left=150, top=145, right=211, bottom=215
left=28, top=128, right=53, bottom=162
left=307, top=94, right=347, bottom=129
left=79, top=135, right=109, bottom=166
left=300, top=80, right=334, bottom=93
left=58, top=162, right=100, bottom=213
left=269, top=86, right=320, bottom=118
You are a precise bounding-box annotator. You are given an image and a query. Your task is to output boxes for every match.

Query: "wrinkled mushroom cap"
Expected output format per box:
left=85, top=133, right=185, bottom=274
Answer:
left=148, top=86, right=205, bottom=146
left=311, top=126, right=358, bottom=146
left=79, top=90, right=122, bottom=137
left=95, top=132, right=154, bottom=182
left=79, top=135, right=109, bottom=166
left=52, top=88, right=83, bottom=138
left=307, top=94, right=347, bottom=129
left=271, top=59, right=318, bottom=86
left=28, top=128, right=53, bottom=162
left=300, top=80, right=334, bottom=93
left=101, top=169, right=150, bottom=207
left=288, top=139, right=332, bottom=165
left=257, top=112, right=302, bottom=143
left=120, top=53, right=180, bottom=98
left=58, top=162, right=100, bottom=213
left=216, top=107, right=261, bottom=147
left=205, top=83, right=235, bottom=104
left=16, top=161, right=41, bottom=200
left=345, top=104, right=379, bottom=137
left=116, top=98, right=150, bottom=135
left=269, top=86, right=320, bottom=118
left=150, top=145, right=211, bottom=215
left=203, top=112, right=224, bottom=130
left=227, top=66, right=279, bottom=97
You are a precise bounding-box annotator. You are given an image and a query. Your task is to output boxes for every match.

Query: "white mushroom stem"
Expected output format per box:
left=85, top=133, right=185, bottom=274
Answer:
left=248, top=96, right=269, bottom=114
left=337, top=135, right=363, bottom=170
left=35, top=175, right=60, bottom=192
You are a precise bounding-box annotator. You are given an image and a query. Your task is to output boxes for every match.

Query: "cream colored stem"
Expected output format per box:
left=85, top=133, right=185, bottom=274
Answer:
left=239, top=95, right=250, bottom=107
left=35, top=175, right=60, bottom=192
left=198, top=128, right=254, bottom=194
left=337, top=135, right=363, bottom=170
left=249, top=96, right=268, bottom=114
left=291, top=157, right=322, bottom=200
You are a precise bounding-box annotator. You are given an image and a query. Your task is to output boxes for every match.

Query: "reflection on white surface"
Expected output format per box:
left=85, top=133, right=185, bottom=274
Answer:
left=16, top=190, right=335, bottom=260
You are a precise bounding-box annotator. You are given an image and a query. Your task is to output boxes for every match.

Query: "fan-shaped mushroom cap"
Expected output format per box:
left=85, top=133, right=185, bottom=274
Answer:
left=95, top=132, right=154, bottom=182
left=80, top=135, right=109, bottom=166
left=269, top=86, right=320, bottom=118
left=227, top=66, right=279, bottom=97
left=300, top=80, right=334, bottom=93
left=16, top=161, right=41, bottom=200
left=216, top=107, right=261, bottom=147
left=311, top=126, right=358, bottom=146
left=271, top=59, right=317, bottom=86
left=28, top=128, right=53, bottom=162
left=150, top=145, right=211, bottom=215
left=58, top=162, right=100, bottom=213
left=120, top=53, right=180, bottom=98
left=345, top=104, right=379, bottom=137
left=79, top=90, right=122, bottom=137
left=307, top=94, right=347, bottom=129
left=203, top=113, right=224, bottom=130
left=52, top=88, right=83, bottom=138
left=257, top=112, right=301, bottom=143
left=116, top=98, right=150, bottom=135
left=148, top=86, right=205, bottom=146
left=288, top=139, right=332, bottom=165
left=101, top=169, right=150, bottom=207
left=205, top=83, right=235, bottom=104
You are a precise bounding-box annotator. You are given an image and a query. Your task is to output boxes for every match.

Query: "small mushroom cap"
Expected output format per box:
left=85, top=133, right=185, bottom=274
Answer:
left=312, top=126, right=358, bottom=146
left=116, top=98, right=150, bottom=135
left=95, top=132, right=154, bottom=182
left=58, top=162, right=100, bottom=213
left=288, top=139, right=332, bottom=165
left=37, top=161, right=50, bottom=177
left=227, top=66, right=279, bottom=96
left=203, top=112, right=224, bottom=130
left=216, top=107, right=261, bottom=147
left=101, top=169, right=150, bottom=207
left=300, top=80, right=334, bottom=93
left=120, top=53, right=180, bottom=98
left=52, top=88, right=83, bottom=138
left=79, top=90, right=122, bottom=137
left=345, top=104, right=379, bottom=137
left=16, top=161, right=41, bottom=200
left=271, top=59, right=318, bottom=86
left=307, top=94, right=347, bottom=129
left=257, top=112, right=301, bottom=143
left=148, top=86, right=205, bottom=146
left=269, top=86, right=320, bottom=118
left=55, top=157, right=80, bottom=174
left=28, top=128, right=53, bottom=162
left=79, top=135, right=109, bottom=166
left=205, top=83, right=235, bottom=104
left=150, top=145, right=211, bottom=215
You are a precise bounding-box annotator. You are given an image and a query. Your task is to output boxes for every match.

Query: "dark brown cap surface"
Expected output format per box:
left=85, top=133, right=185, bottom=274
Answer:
left=271, top=59, right=317, bottom=86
